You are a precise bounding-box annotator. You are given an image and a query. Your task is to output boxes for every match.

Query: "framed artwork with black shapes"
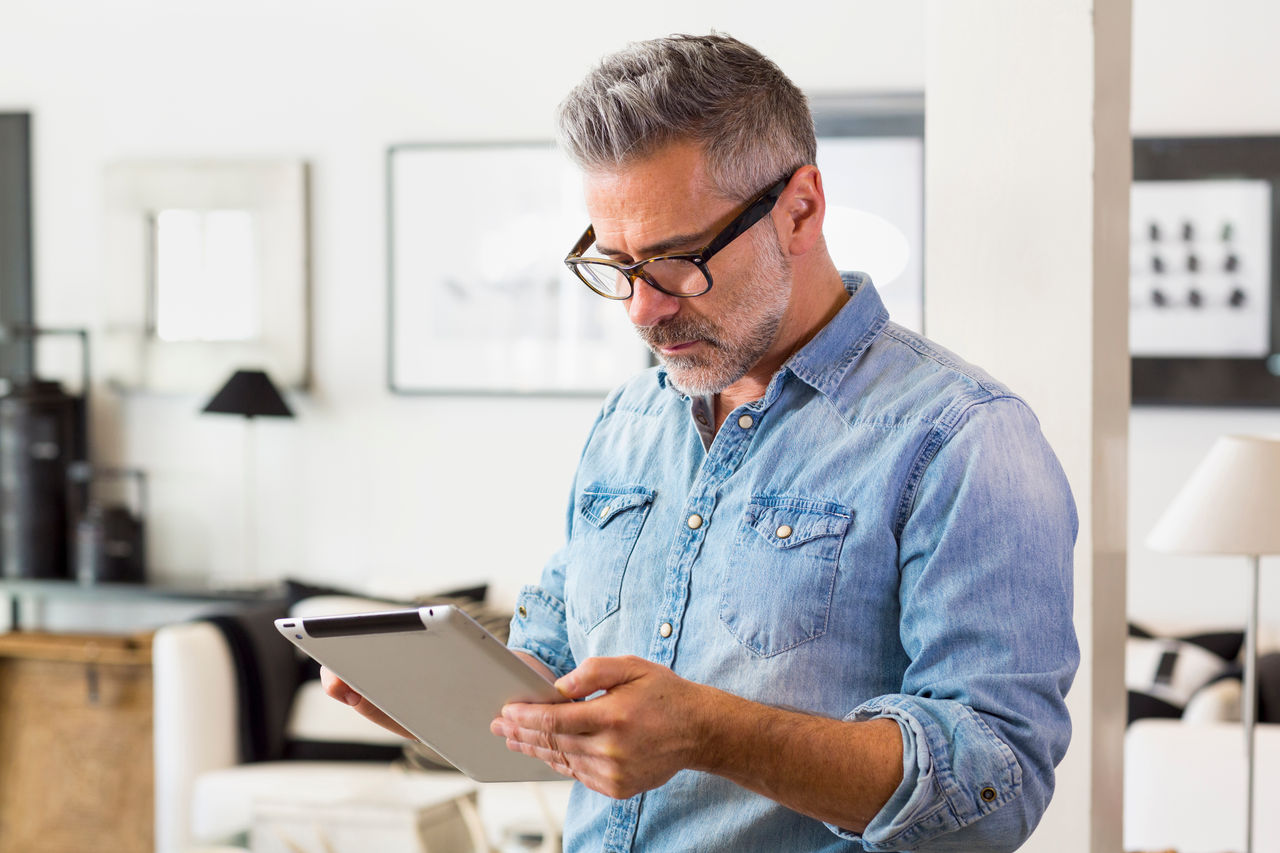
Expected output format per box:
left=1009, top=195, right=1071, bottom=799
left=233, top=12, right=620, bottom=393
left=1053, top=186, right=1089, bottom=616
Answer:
left=1131, top=136, right=1280, bottom=406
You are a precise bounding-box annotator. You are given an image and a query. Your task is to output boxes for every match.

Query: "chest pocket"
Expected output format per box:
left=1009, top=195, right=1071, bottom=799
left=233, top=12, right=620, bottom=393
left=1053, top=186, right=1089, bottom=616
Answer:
left=565, top=484, right=656, bottom=634
left=721, top=496, right=852, bottom=658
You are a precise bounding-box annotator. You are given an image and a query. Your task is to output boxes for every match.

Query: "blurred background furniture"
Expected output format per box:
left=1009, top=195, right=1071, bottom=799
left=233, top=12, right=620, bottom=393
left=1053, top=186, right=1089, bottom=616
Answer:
left=1124, top=621, right=1280, bottom=853
left=1145, top=434, right=1280, bottom=853
left=0, top=630, right=153, bottom=853
left=153, top=588, right=572, bottom=853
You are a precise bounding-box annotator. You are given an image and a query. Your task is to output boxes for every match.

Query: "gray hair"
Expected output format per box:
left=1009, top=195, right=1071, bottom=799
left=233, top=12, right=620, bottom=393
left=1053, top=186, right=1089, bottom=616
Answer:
left=556, top=33, right=816, bottom=201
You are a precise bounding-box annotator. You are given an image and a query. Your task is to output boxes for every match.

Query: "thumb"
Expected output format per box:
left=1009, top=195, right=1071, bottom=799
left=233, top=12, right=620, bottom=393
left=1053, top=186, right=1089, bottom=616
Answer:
left=556, top=655, right=648, bottom=699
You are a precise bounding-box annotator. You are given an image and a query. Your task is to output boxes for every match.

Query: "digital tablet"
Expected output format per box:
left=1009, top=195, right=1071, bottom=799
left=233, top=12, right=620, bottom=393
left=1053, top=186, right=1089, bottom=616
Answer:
left=275, top=604, right=568, bottom=782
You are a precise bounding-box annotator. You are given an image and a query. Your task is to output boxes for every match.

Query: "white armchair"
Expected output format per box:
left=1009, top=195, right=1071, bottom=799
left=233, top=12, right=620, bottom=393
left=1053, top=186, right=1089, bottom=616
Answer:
left=1123, top=622, right=1280, bottom=853
left=153, top=594, right=571, bottom=853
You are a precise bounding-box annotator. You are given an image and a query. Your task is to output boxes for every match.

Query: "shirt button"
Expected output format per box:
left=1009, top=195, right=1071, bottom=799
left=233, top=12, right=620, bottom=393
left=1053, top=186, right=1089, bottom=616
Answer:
left=687, top=513, right=704, bottom=530
left=659, top=622, right=673, bottom=638
left=775, top=524, right=793, bottom=539
left=696, top=413, right=708, bottom=425
left=980, top=786, right=998, bottom=803
left=737, top=414, right=754, bottom=429
left=517, top=605, right=528, bottom=618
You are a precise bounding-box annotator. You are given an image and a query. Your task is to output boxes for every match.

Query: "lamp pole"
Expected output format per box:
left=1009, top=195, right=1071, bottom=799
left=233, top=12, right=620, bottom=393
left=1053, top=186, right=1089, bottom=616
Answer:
left=243, top=414, right=256, bottom=587
left=1244, top=554, right=1259, bottom=853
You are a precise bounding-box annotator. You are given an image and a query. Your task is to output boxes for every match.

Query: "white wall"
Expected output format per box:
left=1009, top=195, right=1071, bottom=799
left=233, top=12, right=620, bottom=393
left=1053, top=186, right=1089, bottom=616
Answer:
left=924, top=2, right=1130, bottom=848
left=0, top=1, right=926, bottom=607
left=3, top=0, right=1276, bottom=649
left=1129, top=0, right=1280, bottom=630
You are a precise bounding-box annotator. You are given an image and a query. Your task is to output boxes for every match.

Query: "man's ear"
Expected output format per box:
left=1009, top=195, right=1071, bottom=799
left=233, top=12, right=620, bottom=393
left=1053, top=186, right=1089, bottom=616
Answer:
left=773, top=165, right=826, bottom=257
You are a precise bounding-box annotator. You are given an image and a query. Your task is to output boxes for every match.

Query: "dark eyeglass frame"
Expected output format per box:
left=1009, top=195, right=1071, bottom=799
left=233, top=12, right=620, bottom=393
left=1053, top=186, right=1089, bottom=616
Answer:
left=564, top=173, right=793, bottom=300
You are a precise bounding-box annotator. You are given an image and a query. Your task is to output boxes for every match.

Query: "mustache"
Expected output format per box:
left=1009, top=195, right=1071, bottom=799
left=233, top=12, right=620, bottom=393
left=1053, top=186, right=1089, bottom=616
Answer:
left=637, top=317, right=722, bottom=350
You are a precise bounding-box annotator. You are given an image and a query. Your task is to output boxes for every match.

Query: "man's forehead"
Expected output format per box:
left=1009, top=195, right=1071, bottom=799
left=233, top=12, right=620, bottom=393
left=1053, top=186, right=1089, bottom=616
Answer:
left=581, top=143, right=722, bottom=253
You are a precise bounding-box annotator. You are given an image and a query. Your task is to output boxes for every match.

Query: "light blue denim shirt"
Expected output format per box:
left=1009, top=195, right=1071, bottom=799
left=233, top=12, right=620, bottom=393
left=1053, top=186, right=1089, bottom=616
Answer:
left=508, top=273, right=1079, bottom=852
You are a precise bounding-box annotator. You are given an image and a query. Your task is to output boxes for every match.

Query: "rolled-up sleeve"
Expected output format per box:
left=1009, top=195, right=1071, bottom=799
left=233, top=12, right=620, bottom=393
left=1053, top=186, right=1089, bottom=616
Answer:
left=507, top=495, right=578, bottom=679
left=831, top=395, right=1079, bottom=852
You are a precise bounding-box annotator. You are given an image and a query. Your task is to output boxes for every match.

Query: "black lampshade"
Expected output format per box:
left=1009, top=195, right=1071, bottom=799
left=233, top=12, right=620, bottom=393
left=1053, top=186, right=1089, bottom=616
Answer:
left=201, top=369, right=294, bottom=419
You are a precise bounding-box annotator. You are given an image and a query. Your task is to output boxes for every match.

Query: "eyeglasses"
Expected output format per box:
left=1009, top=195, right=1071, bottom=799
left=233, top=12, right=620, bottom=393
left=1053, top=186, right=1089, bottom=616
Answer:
left=564, top=173, right=792, bottom=300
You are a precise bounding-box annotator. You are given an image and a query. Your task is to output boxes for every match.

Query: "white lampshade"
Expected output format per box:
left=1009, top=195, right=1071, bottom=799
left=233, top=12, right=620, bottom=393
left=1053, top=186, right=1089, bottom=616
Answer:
left=1147, top=434, right=1280, bottom=556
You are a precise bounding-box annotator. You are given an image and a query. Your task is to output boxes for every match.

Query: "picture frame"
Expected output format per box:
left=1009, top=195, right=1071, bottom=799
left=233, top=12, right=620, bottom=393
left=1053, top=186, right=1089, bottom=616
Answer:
left=386, top=142, right=650, bottom=397
left=386, top=97, right=924, bottom=397
left=0, top=112, right=34, bottom=379
left=1131, top=136, right=1280, bottom=406
left=102, top=159, right=311, bottom=393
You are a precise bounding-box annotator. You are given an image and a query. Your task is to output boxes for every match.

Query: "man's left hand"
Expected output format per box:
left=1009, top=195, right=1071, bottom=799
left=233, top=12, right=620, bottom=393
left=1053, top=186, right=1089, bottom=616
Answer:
left=490, top=655, right=716, bottom=800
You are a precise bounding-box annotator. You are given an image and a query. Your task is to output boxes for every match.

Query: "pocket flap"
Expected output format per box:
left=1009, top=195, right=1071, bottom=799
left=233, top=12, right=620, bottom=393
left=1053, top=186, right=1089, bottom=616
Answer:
left=579, top=484, right=656, bottom=529
left=743, top=497, right=852, bottom=549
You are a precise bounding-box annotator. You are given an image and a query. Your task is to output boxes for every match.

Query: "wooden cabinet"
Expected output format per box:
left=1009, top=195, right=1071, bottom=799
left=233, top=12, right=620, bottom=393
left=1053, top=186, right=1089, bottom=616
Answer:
left=0, top=632, right=153, bottom=853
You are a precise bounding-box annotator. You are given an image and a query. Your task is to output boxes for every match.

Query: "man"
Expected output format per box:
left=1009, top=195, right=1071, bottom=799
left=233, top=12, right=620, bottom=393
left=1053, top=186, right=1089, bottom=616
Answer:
left=328, top=33, right=1078, bottom=852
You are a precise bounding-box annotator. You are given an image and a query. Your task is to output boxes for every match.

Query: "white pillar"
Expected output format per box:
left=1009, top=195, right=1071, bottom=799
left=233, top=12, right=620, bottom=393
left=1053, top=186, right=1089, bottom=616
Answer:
left=923, top=2, right=1130, bottom=851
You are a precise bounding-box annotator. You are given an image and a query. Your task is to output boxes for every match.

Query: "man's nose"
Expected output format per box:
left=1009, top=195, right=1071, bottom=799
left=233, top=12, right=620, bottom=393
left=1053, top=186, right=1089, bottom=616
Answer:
left=626, top=277, right=680, bottom=328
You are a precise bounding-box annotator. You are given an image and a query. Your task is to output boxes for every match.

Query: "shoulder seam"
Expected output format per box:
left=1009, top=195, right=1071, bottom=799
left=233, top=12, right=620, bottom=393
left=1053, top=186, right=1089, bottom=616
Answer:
left=892, top=392, right=1022, bottom=540
left=880, top=325, right=1007, bottom=399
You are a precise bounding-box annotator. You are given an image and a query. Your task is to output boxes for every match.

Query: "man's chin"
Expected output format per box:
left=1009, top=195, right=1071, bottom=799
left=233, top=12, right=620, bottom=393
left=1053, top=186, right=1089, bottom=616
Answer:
left=660, top=359, right=736, bottom=397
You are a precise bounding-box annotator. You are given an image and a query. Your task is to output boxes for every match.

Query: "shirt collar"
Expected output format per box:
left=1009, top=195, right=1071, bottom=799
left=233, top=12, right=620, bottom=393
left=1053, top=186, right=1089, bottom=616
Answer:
left=785, top=271, right=889, bottom=396
left=656, top=271, right=889, bottom=401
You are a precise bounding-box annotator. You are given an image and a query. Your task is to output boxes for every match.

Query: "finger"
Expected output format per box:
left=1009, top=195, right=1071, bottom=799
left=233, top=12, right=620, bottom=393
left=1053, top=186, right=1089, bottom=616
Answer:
left=502, top=736, right=576, bottom=778
left=319, top=667, right=415, bottom=739
left=349, top=696, right=415, bottom=740
left=491, top=716, right=594, bottom=756
left=495, top=725, right=586, bottom=778
left=319, top=667, right=361, bottom=707
left=499, top=700, right=601, bottom=736
left=556, top=655, right=649, bottom=699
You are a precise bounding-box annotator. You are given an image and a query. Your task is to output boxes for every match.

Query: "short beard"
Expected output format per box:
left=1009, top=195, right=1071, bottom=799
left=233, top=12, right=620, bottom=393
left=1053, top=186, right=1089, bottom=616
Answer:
left=639, top=227, right=791, bottom=396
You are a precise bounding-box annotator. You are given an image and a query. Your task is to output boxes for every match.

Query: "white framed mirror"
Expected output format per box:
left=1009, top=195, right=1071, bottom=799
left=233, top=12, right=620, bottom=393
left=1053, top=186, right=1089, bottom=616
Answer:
left=103, top=160, right=310, bottom=392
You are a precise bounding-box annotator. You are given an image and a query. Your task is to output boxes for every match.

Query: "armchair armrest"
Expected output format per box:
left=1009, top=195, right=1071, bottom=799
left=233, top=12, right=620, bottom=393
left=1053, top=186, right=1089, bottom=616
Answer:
left=153, top=620, right=239, bottom=853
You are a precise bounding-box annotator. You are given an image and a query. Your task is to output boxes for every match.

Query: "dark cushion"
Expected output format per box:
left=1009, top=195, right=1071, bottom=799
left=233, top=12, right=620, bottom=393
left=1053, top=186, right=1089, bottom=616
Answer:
left=1257, top=652, right=1280, bottom=724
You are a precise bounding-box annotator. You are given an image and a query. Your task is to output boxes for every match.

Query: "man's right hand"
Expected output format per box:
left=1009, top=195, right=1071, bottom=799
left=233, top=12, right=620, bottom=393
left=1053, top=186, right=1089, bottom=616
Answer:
left=319, top=666, right=415, bottom=740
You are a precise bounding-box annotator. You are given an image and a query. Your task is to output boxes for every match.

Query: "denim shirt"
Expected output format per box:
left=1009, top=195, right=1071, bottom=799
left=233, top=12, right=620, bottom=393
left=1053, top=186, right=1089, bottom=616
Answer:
left=508, top=273, right=1079, bottom=852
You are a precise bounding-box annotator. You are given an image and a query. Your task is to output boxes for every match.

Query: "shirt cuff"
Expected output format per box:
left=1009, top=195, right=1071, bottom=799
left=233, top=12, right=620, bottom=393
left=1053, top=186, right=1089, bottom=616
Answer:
left=505, top=585, right=576, bottom=679
left=824, top=695, right=1021, bottom=851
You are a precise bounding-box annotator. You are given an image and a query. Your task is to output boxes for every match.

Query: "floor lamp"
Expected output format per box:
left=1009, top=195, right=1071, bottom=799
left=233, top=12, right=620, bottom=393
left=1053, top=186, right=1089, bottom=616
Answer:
left=1147, top=434, right=1280, bottom=853
left=201, top=369, right=294, bottom=586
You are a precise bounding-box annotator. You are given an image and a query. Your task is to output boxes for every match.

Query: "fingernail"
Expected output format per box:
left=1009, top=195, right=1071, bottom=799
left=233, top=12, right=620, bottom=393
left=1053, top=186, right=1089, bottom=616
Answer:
left=345, top=693, right=361, bottom=707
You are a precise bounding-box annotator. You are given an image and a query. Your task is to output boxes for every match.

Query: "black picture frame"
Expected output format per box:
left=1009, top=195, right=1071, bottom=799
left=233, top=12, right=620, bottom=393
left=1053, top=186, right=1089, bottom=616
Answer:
left=1132, top=136, right=1280, bottom=407
left=0, top=112, right=34, bottom=379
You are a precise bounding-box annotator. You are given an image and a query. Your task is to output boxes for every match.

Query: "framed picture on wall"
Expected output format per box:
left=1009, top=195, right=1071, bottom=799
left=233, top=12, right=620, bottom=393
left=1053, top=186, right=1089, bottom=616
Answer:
left=1131, top=136, right=1280, bottom=406
left=0, top=112, right=34, bottom=379
left=386, top=97, right=925, bottom=396
left=386, top=142, right=649, bottom=396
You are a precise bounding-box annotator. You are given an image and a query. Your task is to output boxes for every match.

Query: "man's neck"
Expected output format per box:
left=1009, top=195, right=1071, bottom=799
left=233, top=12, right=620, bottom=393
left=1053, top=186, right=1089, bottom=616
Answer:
left=711, top=266, right=849, bottom=430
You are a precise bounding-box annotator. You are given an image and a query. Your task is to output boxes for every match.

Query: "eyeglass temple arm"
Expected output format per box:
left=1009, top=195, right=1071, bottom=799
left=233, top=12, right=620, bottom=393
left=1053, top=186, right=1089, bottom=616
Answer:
left=567, top=225, right=596, bottom=261
left=700, top=177, right=790, bottom=259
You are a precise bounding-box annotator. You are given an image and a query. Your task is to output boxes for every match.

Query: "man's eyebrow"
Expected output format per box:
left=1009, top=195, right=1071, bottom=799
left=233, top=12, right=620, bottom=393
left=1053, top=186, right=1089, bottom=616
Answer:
left=593, top=229, right=712, bottom=262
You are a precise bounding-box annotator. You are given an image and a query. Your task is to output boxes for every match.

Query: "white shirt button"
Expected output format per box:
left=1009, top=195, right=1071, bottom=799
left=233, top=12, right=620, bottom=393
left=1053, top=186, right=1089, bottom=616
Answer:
left=738, top=414, right=754, bottom=429
left=659, top=622, right=673, bottom=638
left=775, top=524, right=793, bottom=539
left=687, top=513, right=704, bottom=530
